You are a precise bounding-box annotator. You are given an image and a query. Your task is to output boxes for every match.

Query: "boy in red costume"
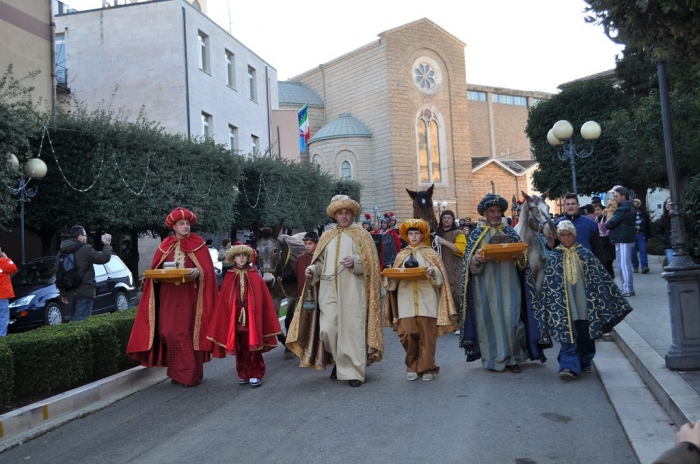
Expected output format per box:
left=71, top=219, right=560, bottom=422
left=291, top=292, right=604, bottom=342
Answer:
left=208, top=245, right=281, bottom=388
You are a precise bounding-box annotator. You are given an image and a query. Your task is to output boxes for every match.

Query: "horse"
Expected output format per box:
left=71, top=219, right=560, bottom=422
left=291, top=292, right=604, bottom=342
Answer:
left=406, top=182, right=439, bottom=245
left=513, top=190, right=557, bottom=293
left=252, top=219, right=306, bottom=321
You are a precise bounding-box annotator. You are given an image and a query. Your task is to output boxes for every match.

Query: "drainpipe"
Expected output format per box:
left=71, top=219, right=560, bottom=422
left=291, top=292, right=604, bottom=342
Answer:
left=50, top=11, right=56, bottom=120
left=266, top=66, right=272, bottom=157
left=182, top=7, right=191, bottom=138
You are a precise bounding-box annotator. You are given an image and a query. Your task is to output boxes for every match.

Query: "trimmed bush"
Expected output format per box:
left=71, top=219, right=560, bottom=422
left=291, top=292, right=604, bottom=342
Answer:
left=109, top=309, right=140, bottom=370
left=0, top=341, right=14, bottom=405
left=6, top=325, right=92, bottom=398
left=83, top=316, right=120, bottom=378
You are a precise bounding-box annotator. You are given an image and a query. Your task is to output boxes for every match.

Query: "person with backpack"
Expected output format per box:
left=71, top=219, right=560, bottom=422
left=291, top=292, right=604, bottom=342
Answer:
left=57, top=225, right=112, bottom=322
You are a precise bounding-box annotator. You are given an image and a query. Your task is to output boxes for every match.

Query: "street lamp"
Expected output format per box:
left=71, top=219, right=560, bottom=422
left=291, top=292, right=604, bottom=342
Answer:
left=433, top=200, right=448, bottom=215
left=547, top=120, right=601, bottom=194
left=7, top=154, right=48, bottom=264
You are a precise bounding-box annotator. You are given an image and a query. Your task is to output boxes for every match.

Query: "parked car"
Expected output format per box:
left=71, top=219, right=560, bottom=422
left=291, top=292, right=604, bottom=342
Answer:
left=208, top=246, right=223, bottom=287
left=8, top=255, right=137, bottom=331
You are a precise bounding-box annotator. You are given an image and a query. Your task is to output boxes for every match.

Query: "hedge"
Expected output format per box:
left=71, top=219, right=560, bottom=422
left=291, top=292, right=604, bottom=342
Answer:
left=0, top=309, right=138, bottom=405
left=0, top=342, right=13, bottom=405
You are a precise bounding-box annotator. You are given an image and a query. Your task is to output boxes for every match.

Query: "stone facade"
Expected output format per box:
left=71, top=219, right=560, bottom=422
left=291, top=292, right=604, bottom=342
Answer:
left=290, top=19, right=474, bottom=222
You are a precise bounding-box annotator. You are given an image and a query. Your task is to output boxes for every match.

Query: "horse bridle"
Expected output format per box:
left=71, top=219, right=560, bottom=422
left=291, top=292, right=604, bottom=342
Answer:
left=527, top=207, right=554, bottom=235
left=259, top=242, right=291, bottom=275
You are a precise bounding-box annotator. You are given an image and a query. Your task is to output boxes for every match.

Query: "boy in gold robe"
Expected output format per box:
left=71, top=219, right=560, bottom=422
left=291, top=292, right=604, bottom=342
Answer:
left=384, top=219, right=457, bottom=381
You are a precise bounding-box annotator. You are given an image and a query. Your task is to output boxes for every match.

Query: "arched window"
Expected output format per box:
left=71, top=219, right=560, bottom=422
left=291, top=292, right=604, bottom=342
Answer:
left=341, top=160, right=352, bottom=180
left=417, top=109, right=441, bottom=183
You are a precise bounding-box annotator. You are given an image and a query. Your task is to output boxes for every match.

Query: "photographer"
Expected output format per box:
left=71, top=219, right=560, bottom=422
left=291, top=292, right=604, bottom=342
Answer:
left=57, top=226, right=112, bottom=322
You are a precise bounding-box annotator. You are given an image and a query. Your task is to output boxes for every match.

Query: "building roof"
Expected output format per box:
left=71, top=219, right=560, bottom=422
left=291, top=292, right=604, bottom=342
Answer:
left=558, top=69, right=617, bottom=90
left=278, top=82, right=324, bottom=107
left=472, top=157, right=538, bottom=176
left=309, top=113, right=372, bottom=143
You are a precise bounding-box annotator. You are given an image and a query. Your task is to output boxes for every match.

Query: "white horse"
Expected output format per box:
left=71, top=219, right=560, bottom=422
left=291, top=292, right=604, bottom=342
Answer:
left=514, top=190, right=557, bottom=293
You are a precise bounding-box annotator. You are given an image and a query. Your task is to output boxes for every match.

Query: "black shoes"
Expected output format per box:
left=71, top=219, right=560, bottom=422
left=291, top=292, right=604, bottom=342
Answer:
left=330, top=366, right=337, bottom=380
left=348, top=380, right=362, bottom=387
left=506, top=364, right=521, bottom=373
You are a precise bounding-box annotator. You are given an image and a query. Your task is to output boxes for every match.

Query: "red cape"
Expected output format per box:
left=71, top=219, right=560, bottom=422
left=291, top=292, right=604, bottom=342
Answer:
left=127, top=233, right=218, bottom=364
left=208, top=266, right=281, bottom=356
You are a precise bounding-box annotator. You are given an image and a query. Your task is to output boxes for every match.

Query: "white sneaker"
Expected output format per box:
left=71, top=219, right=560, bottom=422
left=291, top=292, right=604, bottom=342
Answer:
left=422, top=373, right=434, bottom=381
left=455, top=330, right=461, bottom=336
left=249, top=378, right=262, bottom=388
left=406, top=372, right=418, bottom=381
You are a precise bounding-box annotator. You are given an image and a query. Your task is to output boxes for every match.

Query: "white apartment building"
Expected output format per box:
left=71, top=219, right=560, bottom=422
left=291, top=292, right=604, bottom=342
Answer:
left=55, top=0, right=278, bottom=153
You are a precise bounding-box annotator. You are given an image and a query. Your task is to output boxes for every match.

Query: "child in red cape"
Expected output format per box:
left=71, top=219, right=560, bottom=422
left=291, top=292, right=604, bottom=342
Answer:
left=208, top=245, right=281, bottom=387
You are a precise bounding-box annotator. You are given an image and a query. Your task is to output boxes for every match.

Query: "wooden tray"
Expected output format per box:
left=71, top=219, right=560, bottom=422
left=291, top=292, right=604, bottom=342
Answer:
left=143, top=269, right=190, bottom=284
left=480, top=242, right=527, bottom=262
left=382, top=267, right=429, bottom=281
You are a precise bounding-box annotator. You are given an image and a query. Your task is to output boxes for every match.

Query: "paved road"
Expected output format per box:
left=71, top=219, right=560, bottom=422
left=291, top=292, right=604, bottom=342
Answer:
left=0, top=330, right=638, bottom=464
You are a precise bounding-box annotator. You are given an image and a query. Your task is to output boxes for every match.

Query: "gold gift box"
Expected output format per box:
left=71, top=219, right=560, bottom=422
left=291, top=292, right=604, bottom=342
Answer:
left=143, top=268, right=190, bottom=284
left=479, top=242, right=528, bottom=262
left=382, top=267, right=429, bottom=281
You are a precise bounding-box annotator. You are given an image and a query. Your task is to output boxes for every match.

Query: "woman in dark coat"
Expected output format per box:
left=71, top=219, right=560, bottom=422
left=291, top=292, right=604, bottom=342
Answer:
left=654, top=197, right=694, bottom=266
left=593, top=202, right=616, bottom=277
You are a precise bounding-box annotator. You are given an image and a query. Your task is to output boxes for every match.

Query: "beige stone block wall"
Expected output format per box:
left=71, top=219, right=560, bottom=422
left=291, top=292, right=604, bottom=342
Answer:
left=0, top=0, right=53, bottom=106
left=492, top=104, right=532, bottom=159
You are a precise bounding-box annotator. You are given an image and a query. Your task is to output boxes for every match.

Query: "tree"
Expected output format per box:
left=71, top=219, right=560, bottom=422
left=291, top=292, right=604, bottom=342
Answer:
left=526, top=80, right=623, bottom=198
left=585, top=0, right=700, bottom=61
left=0, top=65, right=44, bottom=228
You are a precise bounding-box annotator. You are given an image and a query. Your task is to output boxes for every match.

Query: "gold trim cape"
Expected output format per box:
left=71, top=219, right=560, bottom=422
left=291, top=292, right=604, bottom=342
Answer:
left=285, top=223, right=383, bottom=369
left=384, top=244, right=458, bottom=337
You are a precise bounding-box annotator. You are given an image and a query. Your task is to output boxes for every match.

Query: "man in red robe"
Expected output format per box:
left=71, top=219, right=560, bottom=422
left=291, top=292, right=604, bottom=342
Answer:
left=127, top=207, right=218, bottom=387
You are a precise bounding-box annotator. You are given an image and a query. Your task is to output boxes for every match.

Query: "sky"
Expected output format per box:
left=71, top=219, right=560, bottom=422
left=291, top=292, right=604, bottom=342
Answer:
left=65, top=0, right=625, bottom=94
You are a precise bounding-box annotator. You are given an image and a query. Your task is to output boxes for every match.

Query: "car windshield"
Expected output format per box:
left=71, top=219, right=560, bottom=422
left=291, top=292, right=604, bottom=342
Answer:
left=11, top=260, right=56, bottom=286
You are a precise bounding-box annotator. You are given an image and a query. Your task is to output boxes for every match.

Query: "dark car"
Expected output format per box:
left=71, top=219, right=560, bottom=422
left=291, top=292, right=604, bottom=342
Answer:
left=8, top=255, right=137, bottom=330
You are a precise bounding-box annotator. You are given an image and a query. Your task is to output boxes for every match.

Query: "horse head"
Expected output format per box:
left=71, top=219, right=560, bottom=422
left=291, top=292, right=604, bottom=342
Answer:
left=406, top=183, right=438, bottom=231
left=521, top=190, right=556, bottom=242
left=252, top=218, right=284, bottom=288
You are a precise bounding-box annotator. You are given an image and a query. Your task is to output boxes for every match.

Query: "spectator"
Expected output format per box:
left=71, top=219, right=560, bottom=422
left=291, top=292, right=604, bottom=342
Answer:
left=57, top=226, right=112, bottom=322
left=654, top=197, right=694, bottom=267
left=605, top=187, right=637, bottom=297
left=653, top=420, right=700, bottom=463
left=0, top=250, right=18, bottom=336
left=217, top=238, right=232, bottom=262
left=594, top=202, right=616, bottom=277
left=631, top=198, right=652, bottom=274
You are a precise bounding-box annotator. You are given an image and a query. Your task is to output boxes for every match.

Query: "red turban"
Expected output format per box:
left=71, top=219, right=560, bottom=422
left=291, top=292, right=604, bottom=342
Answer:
left=165, top=207, right=197, bottom=229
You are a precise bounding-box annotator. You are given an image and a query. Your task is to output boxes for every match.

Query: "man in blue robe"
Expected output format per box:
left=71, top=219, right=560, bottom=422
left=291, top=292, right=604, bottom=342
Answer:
left=537, top=220, right=633, bottom=380
left=459, top=193, right=544, bottom=373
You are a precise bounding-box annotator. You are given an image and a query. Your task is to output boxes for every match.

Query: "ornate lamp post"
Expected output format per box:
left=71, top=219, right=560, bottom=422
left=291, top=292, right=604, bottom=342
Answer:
left=7, top=154, right=48, bottom=264
left=547, top=120, right=601, bottom=194
left=433, top=200, right=448, bottom=216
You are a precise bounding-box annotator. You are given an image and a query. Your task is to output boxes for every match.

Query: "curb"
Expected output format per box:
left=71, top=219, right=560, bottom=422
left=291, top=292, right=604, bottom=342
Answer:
left=0, top=365, right=167, bottom=452
left=613, top=320, right=700, bottom=426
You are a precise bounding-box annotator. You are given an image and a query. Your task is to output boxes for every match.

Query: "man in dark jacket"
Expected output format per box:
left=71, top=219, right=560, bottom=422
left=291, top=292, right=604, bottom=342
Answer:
left=605, top=187, right=637, bottom=297
left=58, top=225, right=112, bottom=321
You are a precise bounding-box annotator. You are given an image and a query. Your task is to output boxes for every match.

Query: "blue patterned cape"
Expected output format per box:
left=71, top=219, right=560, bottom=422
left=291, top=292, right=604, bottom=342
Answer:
left=537, top=244, right=633, bottom=344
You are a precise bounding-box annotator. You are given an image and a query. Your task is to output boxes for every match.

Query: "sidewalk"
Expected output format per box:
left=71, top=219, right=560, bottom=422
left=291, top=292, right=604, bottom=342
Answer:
left=605, top=256, right=700, bottom=428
